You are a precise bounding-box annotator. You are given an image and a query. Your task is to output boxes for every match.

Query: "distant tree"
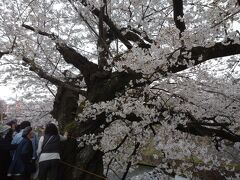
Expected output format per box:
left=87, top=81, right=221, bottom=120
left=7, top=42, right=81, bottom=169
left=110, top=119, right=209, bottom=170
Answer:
left=6, top=99, right=54, bottom=126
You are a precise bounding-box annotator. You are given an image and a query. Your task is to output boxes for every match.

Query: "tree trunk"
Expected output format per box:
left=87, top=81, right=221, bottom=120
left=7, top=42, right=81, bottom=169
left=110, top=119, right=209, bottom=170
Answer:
left=51, top=86, right=105, bottom=180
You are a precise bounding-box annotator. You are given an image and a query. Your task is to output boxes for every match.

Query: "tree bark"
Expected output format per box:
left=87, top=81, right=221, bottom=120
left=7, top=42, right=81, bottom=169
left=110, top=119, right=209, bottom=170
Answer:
left=51, top=87, right=80, bottom=180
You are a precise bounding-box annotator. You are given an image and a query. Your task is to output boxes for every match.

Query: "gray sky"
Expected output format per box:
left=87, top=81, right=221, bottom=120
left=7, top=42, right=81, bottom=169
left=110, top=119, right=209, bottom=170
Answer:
left=0, top=85, right=15, bottom=102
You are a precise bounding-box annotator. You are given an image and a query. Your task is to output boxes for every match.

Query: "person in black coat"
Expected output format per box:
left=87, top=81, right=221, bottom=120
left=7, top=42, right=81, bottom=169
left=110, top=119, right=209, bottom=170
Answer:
left=5, top=120, right=17, bottom=142
left=38, top=123, right=68, bottom=180
left=0, top=125, right=17, bottom=180
left=8, top=127, right=35, bottom=180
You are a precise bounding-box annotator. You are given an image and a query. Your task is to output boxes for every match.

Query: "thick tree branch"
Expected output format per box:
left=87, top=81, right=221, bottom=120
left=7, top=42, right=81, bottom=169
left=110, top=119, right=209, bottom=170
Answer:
left=106, top=28, right=152, bottom=49
left=80, top=0, right=152, bottom=49
left=115, top=110, right=240, bottom=143
left=22, top=23, right=100, bottom=86
left=0, top=51, right=10, bottom=59
left=173, top=0, right=186, bottom=34
left=97, top=0, right=109, bottom=68
left=55, top=44, right=99, bottom=85
left=175, top=111, right=240, bottom=142
left=22, top=56, right=86, bottom=95
left=77, top=0, right=133, bottom=49
left=167, top=40, right=240, bottom=73
left=176, top=123, right=240, bottom=142
left=120, top=29, right=151, bottom=49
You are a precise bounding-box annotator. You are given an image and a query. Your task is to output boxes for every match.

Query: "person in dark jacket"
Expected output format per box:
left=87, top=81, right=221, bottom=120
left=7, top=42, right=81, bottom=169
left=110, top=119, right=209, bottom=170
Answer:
left=12, top=121, right=38, bottom=159
left=0, top=125, right=18, bottom=180
left=37, top=123, right=67, bottom=180
left=5, top=120, right=17, bottom=142
left=8, top=126, right=35, bottom=180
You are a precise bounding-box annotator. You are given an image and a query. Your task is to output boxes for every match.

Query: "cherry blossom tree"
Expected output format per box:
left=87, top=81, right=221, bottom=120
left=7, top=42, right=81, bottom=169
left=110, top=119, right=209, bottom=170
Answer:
left=1, top=0, right=240, bottom=179
left=6, top=99, right=54, bottom=126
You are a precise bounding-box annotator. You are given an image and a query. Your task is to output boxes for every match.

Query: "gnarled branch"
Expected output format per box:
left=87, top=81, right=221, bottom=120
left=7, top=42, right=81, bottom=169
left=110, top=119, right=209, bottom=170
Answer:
left=22, top=23, right=100, bottom=86
left=176, top=123, right=240, bottom=142
left=166, top=39, right=240, bottom=74
left=77, top=0, right=133, bottom=49
left=22, top=56, right=86, bottom=95
left=173, top=0, right=186, bottom=35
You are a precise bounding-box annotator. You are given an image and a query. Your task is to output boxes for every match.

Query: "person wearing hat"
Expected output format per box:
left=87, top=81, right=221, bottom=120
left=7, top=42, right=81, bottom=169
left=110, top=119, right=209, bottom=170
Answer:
left=8, top=126, right=36, bottom=180
left=0, top=124, right=18, bottom=180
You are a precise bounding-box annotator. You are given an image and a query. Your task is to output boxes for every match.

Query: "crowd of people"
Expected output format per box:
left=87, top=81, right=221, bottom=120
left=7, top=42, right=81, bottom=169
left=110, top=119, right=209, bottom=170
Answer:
left=0, top=120, right=68, bottom=180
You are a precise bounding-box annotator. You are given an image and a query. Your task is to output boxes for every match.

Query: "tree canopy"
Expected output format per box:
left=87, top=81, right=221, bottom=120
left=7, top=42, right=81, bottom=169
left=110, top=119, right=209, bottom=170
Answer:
left=1, top=0, right=240, bottom=179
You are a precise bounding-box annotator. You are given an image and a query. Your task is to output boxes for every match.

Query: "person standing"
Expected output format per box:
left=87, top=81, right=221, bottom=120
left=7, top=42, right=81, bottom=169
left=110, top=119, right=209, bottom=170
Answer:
left=0, top=125, right=18, bottom=180
left=5, top=120, right=17, bottom=142
left=12, top=121, right=38, bottom=159
left=8, top=127, right=35, bottom=180
left=37, top=123, right=67, bottom=180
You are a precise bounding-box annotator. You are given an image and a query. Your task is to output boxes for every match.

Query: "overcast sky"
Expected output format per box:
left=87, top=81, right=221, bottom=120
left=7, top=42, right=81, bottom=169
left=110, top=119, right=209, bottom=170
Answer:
left=0, top=85, right=15, bottom=102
